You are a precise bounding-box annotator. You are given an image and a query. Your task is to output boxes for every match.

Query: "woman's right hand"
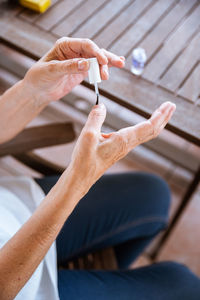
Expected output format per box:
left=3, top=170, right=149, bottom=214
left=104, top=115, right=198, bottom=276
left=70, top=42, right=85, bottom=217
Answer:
left=65, top=101, right=176, bottom=199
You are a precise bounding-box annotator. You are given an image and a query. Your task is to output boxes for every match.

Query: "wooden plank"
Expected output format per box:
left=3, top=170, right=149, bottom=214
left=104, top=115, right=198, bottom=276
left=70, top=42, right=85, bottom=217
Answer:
left=84, top=254, right=94, bottom=269
left=18, top=9, right=41, bottom=23
left=0, top=17, right=56, bottom=59
left=19, top=0, right=58, bottom=23
left=130, top=0, right=197, bottom=63
left=93, top=252, right=103, bottom=269
left=77, top=257, right=85, bottom=269
left=100, top=248, right=118, bottom=270
left=110, top=0, right=176, bottom=56
left=143, top=3, right=200, bottom=82
left=96, top=67, right=200, bottom=145
left=178, top=62, right=200, bottom=102
left=159, top=32, right=200, bottom=92
left=35, top=0, right=84, bottom=31
left=52, top=0, right=107, bottom=37
left=14, top=152, right=65, bottom=175
left=94, top=0, right=152, bottom=49
left=72, top=0, right=130, bottom=39
left=0, top=123, right=75, bottom=157
left=0, top=1, right=23, bottom=18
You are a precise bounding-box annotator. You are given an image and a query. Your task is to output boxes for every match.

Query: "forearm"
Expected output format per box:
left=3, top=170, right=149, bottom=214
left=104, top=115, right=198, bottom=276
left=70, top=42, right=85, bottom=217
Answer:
left=0, top=80, right=49, bottom=144
left=0, top=167, right=81, bottom=300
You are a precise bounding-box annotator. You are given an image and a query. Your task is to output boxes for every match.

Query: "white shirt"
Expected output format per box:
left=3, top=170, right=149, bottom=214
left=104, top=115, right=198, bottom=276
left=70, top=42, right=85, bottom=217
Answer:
left=0, top=160, right=60, bottom=300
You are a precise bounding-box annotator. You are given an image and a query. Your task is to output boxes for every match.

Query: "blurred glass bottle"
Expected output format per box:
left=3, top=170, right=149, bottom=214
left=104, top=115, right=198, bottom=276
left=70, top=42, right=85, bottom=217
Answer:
left=131, top=48, right=147, bottom=76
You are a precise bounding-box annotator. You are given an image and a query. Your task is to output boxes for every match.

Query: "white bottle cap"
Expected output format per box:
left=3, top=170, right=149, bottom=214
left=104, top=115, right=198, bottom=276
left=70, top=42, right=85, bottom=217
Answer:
left=88, top=57, right=101, bottom=84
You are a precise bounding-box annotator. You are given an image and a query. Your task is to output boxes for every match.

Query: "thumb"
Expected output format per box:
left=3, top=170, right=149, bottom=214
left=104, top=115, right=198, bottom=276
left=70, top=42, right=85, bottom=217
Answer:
left=49, top=58, right=90, bottom=75
left=84, top=103, right=106, bottom=133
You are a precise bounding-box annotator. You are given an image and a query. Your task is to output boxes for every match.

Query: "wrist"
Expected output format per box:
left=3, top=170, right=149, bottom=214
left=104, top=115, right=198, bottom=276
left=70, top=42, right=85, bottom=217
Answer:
left=46, top=165, right=86, bottom=214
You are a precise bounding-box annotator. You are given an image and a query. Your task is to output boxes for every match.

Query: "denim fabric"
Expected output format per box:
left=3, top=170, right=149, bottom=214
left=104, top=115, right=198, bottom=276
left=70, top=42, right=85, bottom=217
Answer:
left=36, top=172, right=200, bottom=300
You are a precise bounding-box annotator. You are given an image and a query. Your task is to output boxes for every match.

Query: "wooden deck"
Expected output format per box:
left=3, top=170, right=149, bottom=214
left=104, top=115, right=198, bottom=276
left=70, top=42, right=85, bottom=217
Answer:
left=0, top=0, right=200, bottom=145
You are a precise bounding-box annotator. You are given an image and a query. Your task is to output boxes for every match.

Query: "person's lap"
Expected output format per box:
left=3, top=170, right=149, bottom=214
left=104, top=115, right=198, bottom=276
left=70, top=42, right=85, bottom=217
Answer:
left=57, top=262, right=200, bottom=300
left=36, top=172, right=170, bottom=267
left=35, top=172, right=200, bottom=299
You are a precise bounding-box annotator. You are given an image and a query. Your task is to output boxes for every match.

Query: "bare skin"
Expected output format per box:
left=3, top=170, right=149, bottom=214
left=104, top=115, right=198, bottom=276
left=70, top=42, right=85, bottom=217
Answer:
left=0, top=37, right=124, bottom=144
left=0, top=37, right=176, bottom=299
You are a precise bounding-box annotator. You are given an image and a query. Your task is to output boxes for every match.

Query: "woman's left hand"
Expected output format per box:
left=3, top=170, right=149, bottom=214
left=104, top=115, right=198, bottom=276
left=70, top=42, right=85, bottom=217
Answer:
left=23, top=37, right=125, bottom=104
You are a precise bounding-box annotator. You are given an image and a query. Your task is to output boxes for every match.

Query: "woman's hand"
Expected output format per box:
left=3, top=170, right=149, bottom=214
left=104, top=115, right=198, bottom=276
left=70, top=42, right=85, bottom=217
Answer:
left=66, top=101, right=176, bottom=197
left=23, top=37, right=125, bottom=104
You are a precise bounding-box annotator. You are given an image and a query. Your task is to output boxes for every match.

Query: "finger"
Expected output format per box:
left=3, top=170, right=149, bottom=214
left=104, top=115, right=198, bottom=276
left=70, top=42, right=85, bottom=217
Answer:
left=117, top=102, right=176, bottom=150
left=83, top=103, right=106, bottom=134
left=100, top=64, right=109, bottom=80
left=101, top=49, right=125, bottom=68
left=47, top=58, right=90, bottom=75
left=43, top=37, right=108, bottom=65
left=148, top=101, right=176, bottom=132
left=68, top=38, right=108, bottom=65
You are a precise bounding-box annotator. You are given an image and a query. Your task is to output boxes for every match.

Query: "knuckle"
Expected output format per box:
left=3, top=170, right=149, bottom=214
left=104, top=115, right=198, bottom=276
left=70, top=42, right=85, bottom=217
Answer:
left=101, top=48, right=106, bottom=55
left=84, top=130, right=96, bottom=142
left=47, top=61, right=57, bottom=72
left=84, top=38, right=92, bottom=44
left=55, top=37, right=68, bottom=46
left=66, top=61, right=75, bottom=72
left=84, top=38, right=94, bottom=49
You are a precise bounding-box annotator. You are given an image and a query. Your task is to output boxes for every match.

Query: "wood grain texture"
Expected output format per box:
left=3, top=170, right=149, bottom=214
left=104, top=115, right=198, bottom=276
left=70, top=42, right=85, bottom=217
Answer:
left=0, top=1, right=23, bottom=18
left=52, top=0, right=107, bottom=37
left=72, top=0, right=130, bottom=39
left=159, top=32, right=200, bottom=92
left=0, top=17, right=56, bottom=59
left=178, top=62, right=200, bottom=102
left=14, top=152, right=65, bottom=175
left=110, top=0, right=176, bottom=56
left=63, top=248, right=118, bottom=270
left=94, top=0, right=152, bottom=49
left=100, top=248, right=118, bottom=270
left=0, top=122, right=75, bottom=157
left=18, top=9, right=40, bottom=23
left=126, top=0, right=197, bottom=67
left=143, top=3, right=200, bottom=82
left=19, top=0, right=59, bottom=23
left=35, top=0, right=84, bottom=31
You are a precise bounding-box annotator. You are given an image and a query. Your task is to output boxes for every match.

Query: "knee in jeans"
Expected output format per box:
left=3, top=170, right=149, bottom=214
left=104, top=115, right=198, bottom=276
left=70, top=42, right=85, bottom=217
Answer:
left=151, top=262, right=200, bottom=298
left=149, top=174, right=171, bottom=213
left=132, top=172, right=171, bottom=219
left=158, top=261, right=200, bottom=282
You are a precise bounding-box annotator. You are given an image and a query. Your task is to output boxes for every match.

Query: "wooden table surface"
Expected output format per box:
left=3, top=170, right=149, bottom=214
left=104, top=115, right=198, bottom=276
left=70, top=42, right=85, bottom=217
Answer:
left=0, top=0, right=200, bottom=145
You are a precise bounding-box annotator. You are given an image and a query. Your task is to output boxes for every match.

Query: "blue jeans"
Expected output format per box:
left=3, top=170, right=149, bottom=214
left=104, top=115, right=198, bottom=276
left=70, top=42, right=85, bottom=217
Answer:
left=36, top=172, right=200, bottom=300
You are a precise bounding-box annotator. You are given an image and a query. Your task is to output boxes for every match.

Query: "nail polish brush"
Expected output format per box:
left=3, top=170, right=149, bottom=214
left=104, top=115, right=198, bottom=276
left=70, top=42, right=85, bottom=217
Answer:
left=88, top=58, right=101, bottom=105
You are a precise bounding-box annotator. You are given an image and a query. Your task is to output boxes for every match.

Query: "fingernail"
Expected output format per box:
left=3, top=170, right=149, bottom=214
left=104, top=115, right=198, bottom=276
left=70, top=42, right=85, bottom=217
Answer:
left=78, top=60, right=89, bottom=71
left=172, top=103, right=176, bottom=109
left=99, top=103, right=105, bottom=109
left=95, top=103, right=105, bottom=109
left=120, top=56, right=125, bottom=60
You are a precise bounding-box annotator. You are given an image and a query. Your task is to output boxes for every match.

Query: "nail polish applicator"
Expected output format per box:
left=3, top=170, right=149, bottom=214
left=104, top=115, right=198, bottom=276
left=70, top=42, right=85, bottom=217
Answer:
left=87, top=58, right=101, bottom=105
